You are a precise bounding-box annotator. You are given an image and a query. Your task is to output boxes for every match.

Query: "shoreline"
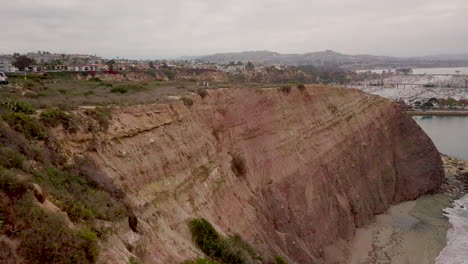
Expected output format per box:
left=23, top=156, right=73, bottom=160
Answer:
left=407, top=110, right=468, bottom=116
left=348, top=155, right=468, bottom=264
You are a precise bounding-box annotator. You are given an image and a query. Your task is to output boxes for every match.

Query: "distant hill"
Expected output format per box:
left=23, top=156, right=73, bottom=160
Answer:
left=195, top=50, right=468, bottom=69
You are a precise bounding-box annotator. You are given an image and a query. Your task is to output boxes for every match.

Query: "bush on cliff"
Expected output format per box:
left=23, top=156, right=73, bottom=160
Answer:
left=188, top=218, right=257, bottom=264
left=280, top=85, right=291, bottom=94
left=181, top=97, right=194, bottom=107
left=40, top=108, right=79, bottom=133
left=85, top=107, right=112, bottom=131
left=197, top=88, right=208, bottom=99
left=33, top=166, right=127, bottom=222
left=297, top=84, right=306, bottom=92
left=13, top=195, right=99, bottom=264
left=274, top=256, right=288, bottom=264
left=183, top=258, right=222, bottom=264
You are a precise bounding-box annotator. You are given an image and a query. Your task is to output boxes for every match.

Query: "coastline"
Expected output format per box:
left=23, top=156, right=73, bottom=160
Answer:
left=407, top=110, right=468, bottom=116
left=348, top=155, right=468, bottom=264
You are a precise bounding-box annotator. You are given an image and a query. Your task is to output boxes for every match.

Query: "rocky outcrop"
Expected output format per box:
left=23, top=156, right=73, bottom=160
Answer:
left=57, top=86, right=443, bottom=264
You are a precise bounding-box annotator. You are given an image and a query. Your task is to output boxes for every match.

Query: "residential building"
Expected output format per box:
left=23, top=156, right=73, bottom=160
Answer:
left=0, top=56, right=14, bottom=72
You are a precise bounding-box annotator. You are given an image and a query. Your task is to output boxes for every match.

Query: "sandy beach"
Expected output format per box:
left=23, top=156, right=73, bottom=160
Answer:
left=348, top=155, right=468, bottom=264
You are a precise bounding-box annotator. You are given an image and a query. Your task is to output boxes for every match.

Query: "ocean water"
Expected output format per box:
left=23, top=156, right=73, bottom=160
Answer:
left=435, top=195, right=468, bottom=264
left=356, top=67, right=468, bottom=75
left=414, top=116, right=468, bottom=263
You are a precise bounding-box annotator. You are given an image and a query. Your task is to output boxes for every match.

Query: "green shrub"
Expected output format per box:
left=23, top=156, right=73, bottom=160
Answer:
left=58, top=88, right=67, bottom=94
left=188, top=218, right=223, bottom=259
left=197, top=88, right=208, bottom=99
left=188, top=218, right=253, bottom=264
left=84, top=90, right=95, bottom=96
left=226, top=234, right=258, bottom=260
left=0, top=146, right=25, bottom=169
left=0, top=99, right=35, bottom=114
left=183, top=258, right=222, bottom=264
left=0, top=167, right=30, bottom=198
left=40, top=108, right=79, bottom=133
left=181, top=97, right=194, bottom=107
left=129, top=256, right=142, bottom=264
left=88, top=77, right=102, bottom=82
left=111, top=86, right=128, bottom=94
left=111, top=84, right=144, bottom=94
left=2, top=113, right=46, bottom=139
left=274, top=256, right=288, bottom=264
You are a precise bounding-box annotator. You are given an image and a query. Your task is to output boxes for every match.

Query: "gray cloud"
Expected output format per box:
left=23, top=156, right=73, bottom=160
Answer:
left=1, top=0, right=467, bottom=58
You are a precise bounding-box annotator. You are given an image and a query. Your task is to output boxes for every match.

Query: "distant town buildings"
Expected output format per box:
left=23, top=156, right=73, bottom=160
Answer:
left=0, top=56, right=15, bottom=72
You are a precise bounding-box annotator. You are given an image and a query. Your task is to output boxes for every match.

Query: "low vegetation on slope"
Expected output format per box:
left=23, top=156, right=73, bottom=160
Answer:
left=186, top=218, right=289, bottom=264
left=0, top=99, right=130, bottom=263
left=187, top=218, right=260, bottom=264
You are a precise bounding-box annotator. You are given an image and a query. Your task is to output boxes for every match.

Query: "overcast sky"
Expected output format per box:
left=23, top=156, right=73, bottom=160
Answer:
left=1, top=0, right=467, bottom=59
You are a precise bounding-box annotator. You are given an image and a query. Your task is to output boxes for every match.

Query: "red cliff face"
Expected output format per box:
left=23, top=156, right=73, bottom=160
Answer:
left=59, top=86, right=444, bottom=264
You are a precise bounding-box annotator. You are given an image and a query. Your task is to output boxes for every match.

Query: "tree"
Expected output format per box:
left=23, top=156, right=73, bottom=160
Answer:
left=422, top=102, right=434, bottom=109
left=13, top=56, right=33, bottom=71
left=106, top=59, right=116, bottom=70
left=446, top=98, right=459, bottom=107
left=246, top=61, right=254, bottom=70
left=149, top=61, right=156, bottom=69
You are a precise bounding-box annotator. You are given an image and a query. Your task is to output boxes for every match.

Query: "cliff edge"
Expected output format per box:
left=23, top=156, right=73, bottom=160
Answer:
left=58, top=86, right=444, bottom=264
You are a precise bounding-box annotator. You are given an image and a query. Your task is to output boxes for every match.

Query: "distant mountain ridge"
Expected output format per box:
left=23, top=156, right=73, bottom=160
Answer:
left=193, top=50, right=468, bottom=69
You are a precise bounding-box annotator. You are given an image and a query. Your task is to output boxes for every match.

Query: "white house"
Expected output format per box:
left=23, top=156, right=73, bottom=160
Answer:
left=0, top=56, right=14, bottom=72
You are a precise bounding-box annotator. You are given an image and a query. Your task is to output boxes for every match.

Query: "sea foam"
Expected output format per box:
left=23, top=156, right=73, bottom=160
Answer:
left=436, top=194, right=468, bottom=264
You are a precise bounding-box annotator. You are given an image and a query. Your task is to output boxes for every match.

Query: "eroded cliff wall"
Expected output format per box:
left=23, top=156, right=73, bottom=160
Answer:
left=58, top=86, right=443, bottom=264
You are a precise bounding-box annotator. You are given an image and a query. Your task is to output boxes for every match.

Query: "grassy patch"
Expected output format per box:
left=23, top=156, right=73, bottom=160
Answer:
left=88, top=77, right=102, bottom=82
left=0, top=99, right=35, bottom=115
left=0, top=167, right=30, bottom=198
left=110, top=86, right=128, bottom=94
left=12, top=195, right=99, bottom=264
left=0, top=146, right=25, bottom=170
left=111, top=84, right=145, bottom=94
left=33, top=166, right=127, bottom=222
left=2, top=113, right=46, bottom=139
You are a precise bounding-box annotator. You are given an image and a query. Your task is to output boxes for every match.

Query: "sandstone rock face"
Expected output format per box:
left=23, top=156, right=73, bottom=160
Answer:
left=59, top=86, right=443, bottom=264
